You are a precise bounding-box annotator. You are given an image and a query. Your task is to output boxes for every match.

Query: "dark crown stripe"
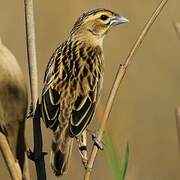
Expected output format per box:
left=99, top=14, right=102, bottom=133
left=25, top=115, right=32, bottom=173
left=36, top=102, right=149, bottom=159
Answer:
left=70, top=8, right=117, bottom=34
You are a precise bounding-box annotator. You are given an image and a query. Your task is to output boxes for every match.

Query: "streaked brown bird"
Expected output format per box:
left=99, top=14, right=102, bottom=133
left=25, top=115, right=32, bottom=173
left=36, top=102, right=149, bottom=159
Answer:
left=40, top=8, right=128, bottom=176
left=0, top=39, right=28, bottom=177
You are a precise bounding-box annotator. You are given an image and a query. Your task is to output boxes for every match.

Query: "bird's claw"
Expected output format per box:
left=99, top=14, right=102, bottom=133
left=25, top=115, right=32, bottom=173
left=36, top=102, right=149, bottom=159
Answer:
left=92, top=132, right=104, bottom=150
left=86, top=129, right=104, bottom=150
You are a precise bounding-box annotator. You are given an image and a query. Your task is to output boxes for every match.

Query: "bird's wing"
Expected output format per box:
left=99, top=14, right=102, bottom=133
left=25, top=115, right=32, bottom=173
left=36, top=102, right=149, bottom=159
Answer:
left=70, top=89, right=100, bottom=137
left=70, top=54, right=103, bottom=137
left=41, top=46, right=62, bottom=130
left=41, top=87, right=60, bottom=130
left=42, top=46, right=62, bottom=95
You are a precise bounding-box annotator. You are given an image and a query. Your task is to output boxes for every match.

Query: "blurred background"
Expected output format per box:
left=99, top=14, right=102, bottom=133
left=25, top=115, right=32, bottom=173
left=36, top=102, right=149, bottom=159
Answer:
left=0, top=0, right=180, bottom=179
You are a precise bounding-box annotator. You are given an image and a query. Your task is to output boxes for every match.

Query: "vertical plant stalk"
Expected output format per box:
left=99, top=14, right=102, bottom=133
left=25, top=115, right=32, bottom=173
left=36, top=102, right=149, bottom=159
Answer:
left=24, top=0, right=38, bottom=107
left=175, top=108, right=180, bottom=152
left=0, top=132, right=22, bottom=180
left=84, top=0, right=169, bottom=179
left=24, top=0, right=46, bottom=179
left=173, top=22, right=180, bottom=40
left=174, top=23, right=180, bottom=152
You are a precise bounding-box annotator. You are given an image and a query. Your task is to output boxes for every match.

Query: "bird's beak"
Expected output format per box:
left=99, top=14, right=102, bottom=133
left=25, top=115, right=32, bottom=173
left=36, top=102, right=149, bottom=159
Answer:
left=109, top=16, right=129, bottom=27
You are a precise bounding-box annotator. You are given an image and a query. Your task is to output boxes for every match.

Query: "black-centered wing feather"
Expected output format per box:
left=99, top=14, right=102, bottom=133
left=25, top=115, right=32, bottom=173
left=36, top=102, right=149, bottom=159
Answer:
left=41, top=88, right=60, bottom=131
left=70, top=85, right=99, bottom=137
left=70, top=100, right=95, bottom=136
left=41, top=47, right=62, bottom=131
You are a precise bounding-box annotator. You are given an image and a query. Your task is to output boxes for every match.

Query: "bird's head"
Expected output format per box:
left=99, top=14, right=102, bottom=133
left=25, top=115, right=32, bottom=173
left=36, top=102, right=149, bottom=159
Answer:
left=70, top=8, right=128, bottom=45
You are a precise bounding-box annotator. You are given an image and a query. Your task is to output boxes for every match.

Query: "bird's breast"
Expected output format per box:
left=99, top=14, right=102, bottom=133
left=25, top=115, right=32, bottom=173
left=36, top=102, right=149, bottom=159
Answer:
left=70, top=45, right=103, bottom=95
left=53, top=42, right=104, bottom=101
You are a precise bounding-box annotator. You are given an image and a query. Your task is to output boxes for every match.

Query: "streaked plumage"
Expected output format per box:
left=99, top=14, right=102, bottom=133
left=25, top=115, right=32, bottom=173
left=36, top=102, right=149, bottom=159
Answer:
left=39, top=8, right=128, bottom=176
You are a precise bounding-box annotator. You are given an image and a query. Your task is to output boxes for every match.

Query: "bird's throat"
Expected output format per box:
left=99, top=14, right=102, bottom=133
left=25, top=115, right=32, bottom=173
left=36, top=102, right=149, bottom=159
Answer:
left=70, top=30, right=104, bottom=49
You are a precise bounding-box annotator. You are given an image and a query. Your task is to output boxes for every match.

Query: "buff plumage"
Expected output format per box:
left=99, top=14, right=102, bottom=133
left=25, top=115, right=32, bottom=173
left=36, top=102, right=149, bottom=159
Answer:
left=39, top=8, right=128, bottom=176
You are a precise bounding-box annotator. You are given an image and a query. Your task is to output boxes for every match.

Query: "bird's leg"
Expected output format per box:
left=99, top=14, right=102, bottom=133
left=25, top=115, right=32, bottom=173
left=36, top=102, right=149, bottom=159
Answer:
left=77, top=130, right=88, bottom=168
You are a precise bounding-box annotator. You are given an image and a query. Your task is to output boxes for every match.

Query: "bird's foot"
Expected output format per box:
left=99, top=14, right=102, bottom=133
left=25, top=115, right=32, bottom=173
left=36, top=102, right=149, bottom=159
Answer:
left=87, top=129, right=104, bottom=150
left=92, top=131, right=104, bottom=150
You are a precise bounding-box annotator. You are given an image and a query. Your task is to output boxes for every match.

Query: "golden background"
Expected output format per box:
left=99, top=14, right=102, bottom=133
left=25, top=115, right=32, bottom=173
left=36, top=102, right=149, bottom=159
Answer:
left=0, top=0, right=180, bottom=179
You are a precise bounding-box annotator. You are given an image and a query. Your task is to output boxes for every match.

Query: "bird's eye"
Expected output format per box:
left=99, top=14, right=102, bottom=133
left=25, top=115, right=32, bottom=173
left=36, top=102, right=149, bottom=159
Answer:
left=100, top=15, right=109, bottom=21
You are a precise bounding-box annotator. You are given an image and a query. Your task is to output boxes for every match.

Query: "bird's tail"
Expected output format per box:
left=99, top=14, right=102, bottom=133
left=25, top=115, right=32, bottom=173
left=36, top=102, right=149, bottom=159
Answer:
left=50, top=126, right=73, bottom=176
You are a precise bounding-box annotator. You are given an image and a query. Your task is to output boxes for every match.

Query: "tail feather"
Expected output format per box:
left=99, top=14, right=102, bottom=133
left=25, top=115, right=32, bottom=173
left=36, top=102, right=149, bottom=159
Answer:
left=50, top=127, right=73, bottom=176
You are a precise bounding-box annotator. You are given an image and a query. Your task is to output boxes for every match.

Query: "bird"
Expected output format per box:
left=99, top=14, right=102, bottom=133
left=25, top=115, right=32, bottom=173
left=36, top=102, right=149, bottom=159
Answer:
left=39, top=8, right=128, bottom=176
left=0, top=39, right=28, bottom=178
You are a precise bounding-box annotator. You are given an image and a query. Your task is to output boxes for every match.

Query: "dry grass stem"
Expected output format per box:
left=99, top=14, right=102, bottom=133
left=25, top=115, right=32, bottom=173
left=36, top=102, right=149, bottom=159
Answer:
left=175, top=108, right=180, bottom=152
left=84, top=0, right=169, bottom=179
left=24, top=0, right=38, bottom=109
left=0, top=132, right=22, bottom=180
left=173, top=22, right=180, bottom=40
left=24, top=0, right=46, bottom=179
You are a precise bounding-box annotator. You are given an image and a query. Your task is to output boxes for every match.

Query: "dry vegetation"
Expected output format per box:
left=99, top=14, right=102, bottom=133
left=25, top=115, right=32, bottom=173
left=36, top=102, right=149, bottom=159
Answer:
left=1, top=0, right=178, bottom=180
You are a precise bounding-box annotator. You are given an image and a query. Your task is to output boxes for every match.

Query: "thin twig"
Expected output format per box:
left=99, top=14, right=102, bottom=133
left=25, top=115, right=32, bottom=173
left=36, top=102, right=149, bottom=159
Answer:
left=174, top=22, right=180, bottom=152
left=173, top=22, right=180, bottom=40
left=24, top=0, right=38, bottom=108
left=84, top=0, right=169, bottom=179
left=0, top=132, right=22, bottom=180
left=175, top=108, right=180, bottom=153
left=24, top=0, right=46, bottom=179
